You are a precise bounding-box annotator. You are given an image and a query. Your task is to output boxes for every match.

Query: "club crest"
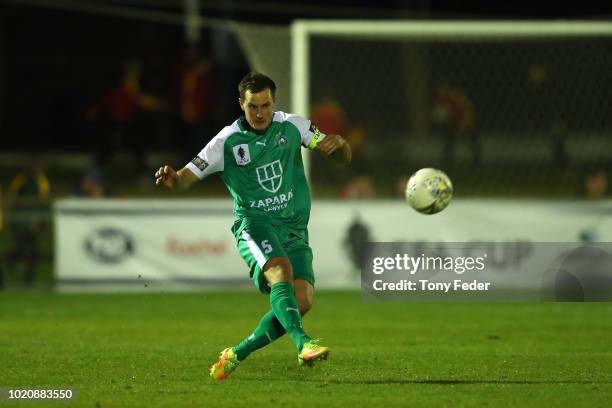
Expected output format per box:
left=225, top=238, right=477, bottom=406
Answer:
left=275, top=132, right=287, bottom=147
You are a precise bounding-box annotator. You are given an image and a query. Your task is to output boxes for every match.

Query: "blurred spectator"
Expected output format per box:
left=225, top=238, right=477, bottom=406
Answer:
left=171, top=47, right=219, bottom=157
left=85, top=59, right=164, bottom=176
left=4, top=160, right=50, bottom=287
left=74, top=167, right=112, bottom=198
left=311, top=97, right=368, bottom=185
left=526, top=62, right=553, bottom=131
left=550, top=119, right=570, bottom=169
left=343, top=214, right=371, bottom=273
left=396, top=174, right=410, bottom=198
left=341, top=175, right=377, bottom=199
left=344, top=126, right=367, bottom=157
left=582, top=170, right=608, bottom=199
left=432, top=83, right=478, bottom=166
left=311, top=97, right=347, bottom=136
left=311, top=97, right=367, bottom=156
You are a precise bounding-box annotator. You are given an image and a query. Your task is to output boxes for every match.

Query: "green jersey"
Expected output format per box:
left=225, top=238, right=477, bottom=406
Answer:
left=185, top=111, right=324, bottom=236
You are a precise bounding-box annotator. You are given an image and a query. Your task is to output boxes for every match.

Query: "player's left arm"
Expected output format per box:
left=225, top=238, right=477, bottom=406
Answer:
left=286, top=112, right=351, bottom=165
left=314, top=134, right=352, bottom=165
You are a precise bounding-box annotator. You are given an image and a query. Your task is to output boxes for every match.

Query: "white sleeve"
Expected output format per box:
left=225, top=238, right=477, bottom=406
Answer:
left=184, top=128, right=228, bottom=179
left=277, top=112, right=326, bottom=149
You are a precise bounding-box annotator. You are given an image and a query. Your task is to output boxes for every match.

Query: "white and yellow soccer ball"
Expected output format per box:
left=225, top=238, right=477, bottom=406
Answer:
left=405, top=168, right=453, bottom=214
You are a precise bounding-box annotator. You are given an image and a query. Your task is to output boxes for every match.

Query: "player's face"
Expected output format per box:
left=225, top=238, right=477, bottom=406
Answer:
left=240, top=88, right=275, bottom=131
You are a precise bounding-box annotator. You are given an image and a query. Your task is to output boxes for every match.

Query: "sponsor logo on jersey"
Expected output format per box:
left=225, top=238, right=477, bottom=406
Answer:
left=233, top=144, right=251, bottom=166
left=190, top=156, right=208, bottom=171
left=256, top=160, right=283, bottom=193
left=250, top=190, right=294, bottom=212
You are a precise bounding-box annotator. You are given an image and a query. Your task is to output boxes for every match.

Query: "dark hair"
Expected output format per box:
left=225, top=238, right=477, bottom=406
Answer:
left=238, top=72, right=276, bottom=100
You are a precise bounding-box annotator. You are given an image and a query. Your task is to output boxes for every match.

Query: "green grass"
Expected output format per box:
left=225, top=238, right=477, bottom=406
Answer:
left=1, top=292, right=611, bottom=407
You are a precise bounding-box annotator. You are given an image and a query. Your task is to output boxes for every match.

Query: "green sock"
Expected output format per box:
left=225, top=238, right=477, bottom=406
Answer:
left=232, top=310, right=286, bottom=361
left=269, top=281, right=310, bottom=351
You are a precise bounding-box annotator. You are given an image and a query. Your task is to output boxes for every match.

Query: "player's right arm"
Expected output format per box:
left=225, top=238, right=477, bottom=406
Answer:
left=155, top=126, right=230, bottom=191
left=155, top=165, right=198, bottom=190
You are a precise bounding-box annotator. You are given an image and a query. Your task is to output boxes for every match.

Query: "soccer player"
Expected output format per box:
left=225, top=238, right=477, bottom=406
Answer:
left=155, top=72, right=351, bottom=380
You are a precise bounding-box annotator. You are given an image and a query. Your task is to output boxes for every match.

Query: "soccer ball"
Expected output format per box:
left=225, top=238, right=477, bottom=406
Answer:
left=405, top=168, right=453, bottom=214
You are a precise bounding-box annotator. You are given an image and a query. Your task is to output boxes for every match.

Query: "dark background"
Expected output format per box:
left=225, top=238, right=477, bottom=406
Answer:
left=1, top=0, right=610, bottom=151
left=0, top=0, right=611, bottom=200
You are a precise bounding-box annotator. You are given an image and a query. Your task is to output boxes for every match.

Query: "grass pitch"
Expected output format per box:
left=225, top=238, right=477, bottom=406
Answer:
left=1, top=291, right=611, bottom=407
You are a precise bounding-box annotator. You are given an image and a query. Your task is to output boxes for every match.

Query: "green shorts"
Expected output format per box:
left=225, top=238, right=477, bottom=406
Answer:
left=236, top=223, right=314, bottom=293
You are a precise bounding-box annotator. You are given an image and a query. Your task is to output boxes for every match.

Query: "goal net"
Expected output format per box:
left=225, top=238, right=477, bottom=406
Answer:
left=286, top=21, right=612, bottom=198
